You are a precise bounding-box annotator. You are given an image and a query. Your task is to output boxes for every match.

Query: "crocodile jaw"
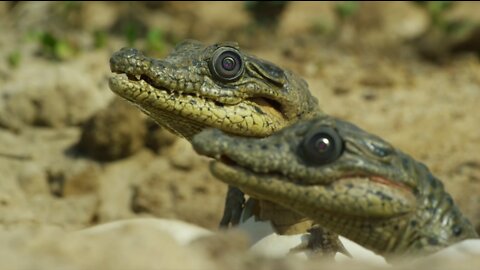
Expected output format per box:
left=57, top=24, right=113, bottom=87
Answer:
left=109, top=73, right=287, bottom=140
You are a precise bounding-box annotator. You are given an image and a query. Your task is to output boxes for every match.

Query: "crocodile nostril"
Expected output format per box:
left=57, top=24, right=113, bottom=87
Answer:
left=220, top=155, right=236, bottom=166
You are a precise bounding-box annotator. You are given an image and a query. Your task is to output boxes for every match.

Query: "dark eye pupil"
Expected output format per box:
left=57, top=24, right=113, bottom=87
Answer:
left=301, top=127, right=343, bottom=166
left=452, top=226, right=462, bottom=236
left=209, top=47, right=244, bottom=82
left=315, top=137, right=330, bottom=152
left=222, top=57, right=235, bottom=71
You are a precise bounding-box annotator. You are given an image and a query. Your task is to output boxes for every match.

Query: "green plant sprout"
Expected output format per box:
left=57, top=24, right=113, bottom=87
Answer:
left=93, top=30, right=108, bottom=49
left=334, top=1, right=359, bottom=22
left=7, top=50, right=21, bottom=68
left=38, top=32, right=76, bottom=61
left=146, top=28, right=165, bottom=55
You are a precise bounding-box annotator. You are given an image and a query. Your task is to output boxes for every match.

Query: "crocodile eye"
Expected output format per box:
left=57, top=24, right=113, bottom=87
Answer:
left=301, top=126, right=343, bottom=165
left=452, top=225, right=463, bottom=237
left=209, top=47, right=244, bottom=82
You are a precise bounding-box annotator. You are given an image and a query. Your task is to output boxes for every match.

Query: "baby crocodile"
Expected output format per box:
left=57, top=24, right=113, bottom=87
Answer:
left=108, top=40, right=326, bottom=233
left=191, top=114, right=478, bottom=260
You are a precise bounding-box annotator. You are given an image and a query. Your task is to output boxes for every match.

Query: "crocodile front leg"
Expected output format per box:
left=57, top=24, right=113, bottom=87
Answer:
left=219, top=186, right=246, bottom=227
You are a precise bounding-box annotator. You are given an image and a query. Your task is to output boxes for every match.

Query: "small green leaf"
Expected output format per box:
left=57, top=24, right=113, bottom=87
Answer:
left=55, top=40, right=75, bottom=60
left=124, top=22, right=138, bottom=47
left=93, top=30, right=108, bottom=49
left=40, top=32, right=57, bottom=50
left=37, top=32, right=76, bottom=61
left=7, top=51, right=21, bottom=68
left=335, top=1, right=359, bottom=21
left=427, top=1, right=453, bottom=15
left=146, top=28, right=165, bottom=54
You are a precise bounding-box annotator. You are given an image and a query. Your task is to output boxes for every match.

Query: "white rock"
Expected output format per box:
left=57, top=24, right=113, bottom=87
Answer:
left=239, top=216, right=309, bottom=259
left=78, top=218, right=212, bottom=245
left=238, top=215, right=388, bottom=266
left=76, top=217, right=479, bottom=267
left=427, top=239, right=480, bottom=260
left=335, top=236, right=388, bottom=266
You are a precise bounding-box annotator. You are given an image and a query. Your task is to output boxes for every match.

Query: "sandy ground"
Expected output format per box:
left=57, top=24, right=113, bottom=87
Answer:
left=0, top=2, right=479, bottom=269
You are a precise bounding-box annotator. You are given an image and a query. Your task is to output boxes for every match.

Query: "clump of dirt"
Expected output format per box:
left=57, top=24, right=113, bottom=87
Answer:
left=132, top=141, right=226, bottom=229
left=77, top=97, right=147, bottom=161
left=76, top=97, right=178, bottom=161
left=0, top=62, right=108, bottom=130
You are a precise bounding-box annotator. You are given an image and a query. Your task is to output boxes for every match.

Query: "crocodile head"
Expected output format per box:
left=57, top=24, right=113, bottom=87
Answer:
left=109, top=39, right=319, bottom=140
left=191, top=115, right=478, bottom=259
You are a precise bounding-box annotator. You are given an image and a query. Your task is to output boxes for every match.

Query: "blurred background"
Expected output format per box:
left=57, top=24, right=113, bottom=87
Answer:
left=0, top=1, right=479, bottom=269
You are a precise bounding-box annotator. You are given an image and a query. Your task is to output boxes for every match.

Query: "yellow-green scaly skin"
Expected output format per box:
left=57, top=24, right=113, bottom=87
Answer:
left=109, top=40, right=319, bottom=140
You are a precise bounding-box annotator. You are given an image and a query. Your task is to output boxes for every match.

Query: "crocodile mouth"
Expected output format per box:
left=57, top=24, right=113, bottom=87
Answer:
left=215, top=154, right=412, bottom=194
left=109, top=72, right=288, bottom=138
left=210, top=158, right=415, bottom=218
left=122, top=72, right=285, bottom=116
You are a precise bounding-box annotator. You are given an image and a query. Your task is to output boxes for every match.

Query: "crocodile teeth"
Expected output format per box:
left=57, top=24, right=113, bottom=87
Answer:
left=135, top=74, right=141, bottom=80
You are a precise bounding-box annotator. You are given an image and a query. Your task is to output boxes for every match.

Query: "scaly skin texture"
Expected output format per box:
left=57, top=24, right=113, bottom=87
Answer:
left=109, top=39, right=319, bottom=140
left=191, top=114, right=479, bottom=260
left=108, top=40, right=343, bottom=254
